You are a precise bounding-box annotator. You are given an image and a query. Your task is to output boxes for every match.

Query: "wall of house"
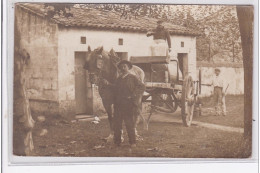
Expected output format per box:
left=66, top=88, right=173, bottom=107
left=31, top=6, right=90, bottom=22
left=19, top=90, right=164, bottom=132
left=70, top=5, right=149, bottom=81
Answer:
left=15, top=6, right=59, bottom=115
left=197, top=62, right=244, bottom=97
left=57, top=27, right=197, bottom=105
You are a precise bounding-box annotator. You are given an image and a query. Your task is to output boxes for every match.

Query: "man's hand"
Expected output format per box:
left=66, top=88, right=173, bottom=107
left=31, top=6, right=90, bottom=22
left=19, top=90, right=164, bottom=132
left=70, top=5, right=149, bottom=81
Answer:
left=168, top=48, right=172, bottom=52
left=146, top=31, right=153, bottom=37
left=222, top=91, right=226, bottom=96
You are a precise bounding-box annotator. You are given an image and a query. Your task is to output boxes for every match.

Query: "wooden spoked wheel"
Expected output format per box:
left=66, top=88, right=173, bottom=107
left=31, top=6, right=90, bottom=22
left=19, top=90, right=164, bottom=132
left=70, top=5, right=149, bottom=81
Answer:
left=181, top=75, right=195, bottom=127
left=152, top=89, right=178, bottom=113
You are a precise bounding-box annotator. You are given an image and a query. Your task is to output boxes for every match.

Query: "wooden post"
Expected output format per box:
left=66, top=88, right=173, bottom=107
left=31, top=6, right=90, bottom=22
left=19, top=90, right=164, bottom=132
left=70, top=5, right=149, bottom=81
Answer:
left=13, top=48, right=35, bottom=156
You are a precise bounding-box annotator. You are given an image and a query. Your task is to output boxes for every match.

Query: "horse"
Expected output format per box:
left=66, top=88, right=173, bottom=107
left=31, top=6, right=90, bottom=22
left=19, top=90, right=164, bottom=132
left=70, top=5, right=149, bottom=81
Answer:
left=84, top=46, right=147, bottom=142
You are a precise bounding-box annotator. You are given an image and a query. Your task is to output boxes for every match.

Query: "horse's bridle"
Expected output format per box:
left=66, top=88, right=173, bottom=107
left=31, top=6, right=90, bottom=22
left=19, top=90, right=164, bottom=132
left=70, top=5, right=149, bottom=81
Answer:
left=88, top=53, right=104, bottom=85
left=88, top=52, right=119, bottom=86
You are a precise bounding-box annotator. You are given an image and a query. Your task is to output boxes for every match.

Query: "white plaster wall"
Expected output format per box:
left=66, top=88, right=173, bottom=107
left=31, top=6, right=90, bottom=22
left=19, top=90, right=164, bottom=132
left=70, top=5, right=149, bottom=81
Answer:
left=57, top=27, right=197, bottom=101
left=198, top=66, right=244, bottom=97
left=169, top=35, right=197, bottom=80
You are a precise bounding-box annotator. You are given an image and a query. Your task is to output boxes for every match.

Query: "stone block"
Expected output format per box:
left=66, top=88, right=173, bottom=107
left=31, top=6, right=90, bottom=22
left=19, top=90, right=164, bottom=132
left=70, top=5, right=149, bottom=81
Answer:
left=42, top=80, right=52, bottom=90
left=29, top=78, right=43, bottom=90
left=42, top=69, right=57, bottom=80
left=30, top=99, right=59, bottom=116
left=42, top=89, right=58, bottom=100
left=51, top=80, right=58, bottom=90
left=31, top=69, right=43, bottom=79
left=27, top=88, right=42, bottom=99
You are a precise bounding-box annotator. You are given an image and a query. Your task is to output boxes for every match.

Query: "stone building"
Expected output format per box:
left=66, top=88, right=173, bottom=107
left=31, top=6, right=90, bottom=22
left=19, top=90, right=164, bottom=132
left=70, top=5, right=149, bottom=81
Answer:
left=15, top=3, right=200, bottom=116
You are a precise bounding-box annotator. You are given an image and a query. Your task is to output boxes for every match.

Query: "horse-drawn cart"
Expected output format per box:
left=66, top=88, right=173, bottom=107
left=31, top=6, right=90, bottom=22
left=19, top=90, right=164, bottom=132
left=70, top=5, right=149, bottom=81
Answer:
left=130, top=55, right=202, bottom=127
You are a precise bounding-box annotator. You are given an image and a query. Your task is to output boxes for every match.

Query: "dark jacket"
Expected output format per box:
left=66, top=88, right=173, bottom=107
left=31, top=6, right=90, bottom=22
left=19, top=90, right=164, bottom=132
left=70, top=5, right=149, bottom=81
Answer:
left=114, top=73, right=145, bottom=107
left=147, top=26, right=171, bottom=48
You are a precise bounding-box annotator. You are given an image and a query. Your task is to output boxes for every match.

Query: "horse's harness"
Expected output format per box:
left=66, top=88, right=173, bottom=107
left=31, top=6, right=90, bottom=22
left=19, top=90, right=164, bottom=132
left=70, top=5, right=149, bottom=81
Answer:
left=89, top=53, right=118, bottom=87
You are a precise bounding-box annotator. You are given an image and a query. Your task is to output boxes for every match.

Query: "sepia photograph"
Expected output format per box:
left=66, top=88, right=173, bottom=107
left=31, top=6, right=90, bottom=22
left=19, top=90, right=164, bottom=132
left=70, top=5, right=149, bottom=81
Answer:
left=12, top=2, right=254, bottom=159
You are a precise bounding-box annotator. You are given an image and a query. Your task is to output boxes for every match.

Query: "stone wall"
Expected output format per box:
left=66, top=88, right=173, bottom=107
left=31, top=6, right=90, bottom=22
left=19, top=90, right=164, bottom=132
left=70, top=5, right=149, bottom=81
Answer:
left=15, top=5, right=59, bottom=115
left=197, top=61, right=244, bottom=96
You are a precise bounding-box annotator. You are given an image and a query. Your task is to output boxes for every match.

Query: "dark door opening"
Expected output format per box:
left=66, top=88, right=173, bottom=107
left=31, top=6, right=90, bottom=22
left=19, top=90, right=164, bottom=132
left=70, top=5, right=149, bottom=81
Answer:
left=177, top=53, right=188, bottom=77
left=116, top=52, right=128, bottom=60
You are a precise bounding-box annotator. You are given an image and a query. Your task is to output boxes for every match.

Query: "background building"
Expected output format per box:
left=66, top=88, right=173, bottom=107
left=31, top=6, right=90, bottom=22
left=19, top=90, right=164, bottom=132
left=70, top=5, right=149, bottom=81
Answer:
left=15, top=3, right=200, bottom=116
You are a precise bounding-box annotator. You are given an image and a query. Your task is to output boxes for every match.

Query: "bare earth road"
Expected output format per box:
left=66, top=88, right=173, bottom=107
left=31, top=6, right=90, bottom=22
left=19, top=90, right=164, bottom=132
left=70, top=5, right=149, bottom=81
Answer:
left=31, top=95, right=250, bottom=158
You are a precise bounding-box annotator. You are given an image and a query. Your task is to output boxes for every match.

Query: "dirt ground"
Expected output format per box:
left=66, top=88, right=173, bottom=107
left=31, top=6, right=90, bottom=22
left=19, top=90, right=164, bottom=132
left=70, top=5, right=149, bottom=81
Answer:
left=194, top=95, right=244, bottom=128
left=31, top=95, right=250, bottom=158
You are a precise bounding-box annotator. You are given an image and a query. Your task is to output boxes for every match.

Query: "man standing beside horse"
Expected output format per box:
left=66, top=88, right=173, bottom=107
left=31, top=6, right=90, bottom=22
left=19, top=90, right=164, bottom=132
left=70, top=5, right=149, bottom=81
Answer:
left=84, top=47, right=146, bottom=143
left=114, top=60, right=145, bottom=147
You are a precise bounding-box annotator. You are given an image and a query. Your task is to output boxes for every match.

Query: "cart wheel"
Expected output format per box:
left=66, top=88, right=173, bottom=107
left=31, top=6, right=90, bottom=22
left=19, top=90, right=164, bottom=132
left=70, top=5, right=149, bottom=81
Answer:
left=181, top=75, right=195, bottom=127
left=153, top=89, right=178, bottom=113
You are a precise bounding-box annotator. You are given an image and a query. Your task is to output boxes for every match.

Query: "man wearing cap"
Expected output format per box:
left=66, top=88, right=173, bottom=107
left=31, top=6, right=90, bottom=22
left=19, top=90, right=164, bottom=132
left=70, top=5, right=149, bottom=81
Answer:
left=211, top=68, right=227, bottom=116
left=147, top=19, right=171, bottom=56
left=113, top=60, right=145, bottom=147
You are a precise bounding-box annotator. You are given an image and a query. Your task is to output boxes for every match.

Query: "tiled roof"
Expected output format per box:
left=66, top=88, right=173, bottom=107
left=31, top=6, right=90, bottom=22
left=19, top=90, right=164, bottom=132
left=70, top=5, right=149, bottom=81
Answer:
left=17, top=3, right=201, bottom=36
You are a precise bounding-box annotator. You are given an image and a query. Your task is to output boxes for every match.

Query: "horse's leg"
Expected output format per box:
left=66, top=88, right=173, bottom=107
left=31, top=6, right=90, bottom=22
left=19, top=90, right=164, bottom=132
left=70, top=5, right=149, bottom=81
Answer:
left=103, top=102, right=125, bottom=143
left=102, top=101, right=114, bottom=138
left=133, top=96, right=147, bottom=141
left=136, top=95, right=148, bottom=131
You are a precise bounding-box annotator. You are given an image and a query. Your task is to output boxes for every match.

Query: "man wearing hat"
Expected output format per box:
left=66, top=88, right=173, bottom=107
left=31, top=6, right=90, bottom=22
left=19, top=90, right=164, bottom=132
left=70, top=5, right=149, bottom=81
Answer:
left=147, top=19, right=171, bottom=56
left=113, top=60, right=145, bottom=147
left=211, top=68, right=227, bottom=116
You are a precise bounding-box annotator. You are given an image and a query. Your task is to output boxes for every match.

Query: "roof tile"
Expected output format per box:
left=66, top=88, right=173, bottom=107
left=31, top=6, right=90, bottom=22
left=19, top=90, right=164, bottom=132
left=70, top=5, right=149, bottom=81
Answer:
left=17, top=3, right=201, bottom=36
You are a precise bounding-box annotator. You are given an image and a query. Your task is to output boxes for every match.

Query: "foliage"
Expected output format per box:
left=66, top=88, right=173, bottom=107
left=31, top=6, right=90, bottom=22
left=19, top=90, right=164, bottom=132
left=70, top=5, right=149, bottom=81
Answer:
left=44, top=3, right=74, bottom=18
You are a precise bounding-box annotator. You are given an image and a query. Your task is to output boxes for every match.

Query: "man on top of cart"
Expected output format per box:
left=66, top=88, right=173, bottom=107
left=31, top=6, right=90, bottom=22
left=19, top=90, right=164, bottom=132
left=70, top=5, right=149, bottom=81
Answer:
left=147, top=19, right=172, bottom=56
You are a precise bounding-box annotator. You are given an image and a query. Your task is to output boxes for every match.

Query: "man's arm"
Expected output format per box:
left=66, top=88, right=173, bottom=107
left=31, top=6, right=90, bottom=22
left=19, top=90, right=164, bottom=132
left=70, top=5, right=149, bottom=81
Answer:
left=146, top=30, right=155, bottom=37
left=131, top=76, right=145, bottom=100
left=165, top=30, right=171, bottom=49
left=146, top=32, right=154, bottom=37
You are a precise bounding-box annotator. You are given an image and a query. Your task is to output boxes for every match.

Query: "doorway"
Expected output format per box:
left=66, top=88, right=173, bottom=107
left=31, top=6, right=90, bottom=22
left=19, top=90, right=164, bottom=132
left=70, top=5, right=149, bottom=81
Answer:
left=116, top=52, right=128, bottom=60
left=74, top=52, right=93, bottom=115
left=177, top=53, right=188, bottom=77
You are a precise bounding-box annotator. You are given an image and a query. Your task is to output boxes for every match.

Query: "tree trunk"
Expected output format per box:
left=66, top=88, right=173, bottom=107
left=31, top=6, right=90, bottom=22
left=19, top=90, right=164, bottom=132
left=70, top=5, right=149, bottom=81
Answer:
left=13, top=48, right=35, bottom=156
left=236, top=5, right=253, bottom=157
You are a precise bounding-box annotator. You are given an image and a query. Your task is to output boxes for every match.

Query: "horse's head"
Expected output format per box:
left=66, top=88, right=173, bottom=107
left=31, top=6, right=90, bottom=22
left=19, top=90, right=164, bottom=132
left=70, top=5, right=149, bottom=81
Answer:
left=84, top=46, right=120, bottom=85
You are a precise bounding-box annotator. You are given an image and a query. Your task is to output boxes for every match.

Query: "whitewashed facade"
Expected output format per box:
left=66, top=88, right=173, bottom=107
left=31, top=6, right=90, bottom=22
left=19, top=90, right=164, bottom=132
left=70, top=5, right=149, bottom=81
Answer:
left=58, top=27, right=197, bottom=102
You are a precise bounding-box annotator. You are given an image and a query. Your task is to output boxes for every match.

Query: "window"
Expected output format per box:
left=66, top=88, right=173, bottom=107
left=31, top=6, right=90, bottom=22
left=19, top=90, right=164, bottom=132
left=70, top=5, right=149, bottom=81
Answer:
left=118, top=38, right=123, bottom=45
left=81, top=37, right=86, bottom=44
left=181, top=41, right=184, bottom=47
